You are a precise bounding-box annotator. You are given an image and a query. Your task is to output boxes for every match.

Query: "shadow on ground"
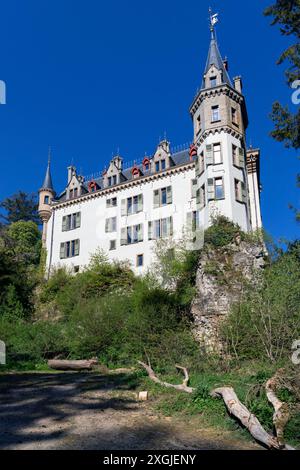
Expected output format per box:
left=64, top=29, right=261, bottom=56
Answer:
left=0, top=372, right=257, bottom=450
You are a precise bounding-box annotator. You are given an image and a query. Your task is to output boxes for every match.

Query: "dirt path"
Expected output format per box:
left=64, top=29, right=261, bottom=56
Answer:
left=0, top=372, right=259, bottom=450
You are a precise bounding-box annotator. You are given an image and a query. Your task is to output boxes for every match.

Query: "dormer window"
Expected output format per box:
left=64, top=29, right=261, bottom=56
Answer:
left=74, top=188, right=78, bottom=198
left=210, top=76, right=217, bottom=87
left=132, top=166, right=141, bottom=179
left=161, top=160, right=166, bottom=171
left=69, top=189, right=74, bottom=199
left=108, top=177, right=112, bottom=187
left=155, top=162, right=160, bottom=172
left=143, top=157, right=150, bottom=172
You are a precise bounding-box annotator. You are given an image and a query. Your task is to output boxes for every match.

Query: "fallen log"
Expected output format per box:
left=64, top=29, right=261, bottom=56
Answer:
left=48, top=358, right=98, bottom=371
left=266, top=370, right=291, bottom=449
left=138, top=361, right=195, bottom=394
left=211, top=387, right=295, bottom=450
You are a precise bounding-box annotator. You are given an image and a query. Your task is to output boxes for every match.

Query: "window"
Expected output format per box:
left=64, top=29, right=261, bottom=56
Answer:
left=210, top=76, right=217, bottom=87
left=198, top=151, right=204, bottom=175
left=136, top=254, right=144, bottom=268
left=196, top=115, right=201, bottom=134
left=232, top=107, right=238, bottom=125
left=121, top=194, right=143, bottom=216
left=121, top=224, right=143, bottom=246
left=187, top=211, right=199, bottom=233
left=109, top=240, right=116, bottom=251
left=153, top=186, right=172, bottom=208
left=232, top=145, right=239, bottom=167
left=148, top=217, right=173, bottom=240
left=62, top=212, right=81, bottom=232
left=69, top=189, right=74, bottom=199
left=155, top=160, right=167, bottom=172
left=106, top=197, right=117, bottom=208
left=44, top=195, right=50, bottom=204
left=211, top=105, right=220, bottom=122
left=191, top=179, right=198, bottom=199
left=235, top=179, right=247, bottom=204
left=113, top=175, right=117, bottom=185
left=144, top=162, right=150, bottom=171
left=196, top=184, right=206, bottom=209
left=232, top=145, right=245, bottom=168
left=74, top=188, right=78, bottom=198
left=215, top=178, right=225, bottom=200
left=105, top=217, right=117, bottom=233
left=108, top=177, right=112, bottom=187
left=213, top=143, right=222, bottom=165
left=60, top=239, right=80, bottom=259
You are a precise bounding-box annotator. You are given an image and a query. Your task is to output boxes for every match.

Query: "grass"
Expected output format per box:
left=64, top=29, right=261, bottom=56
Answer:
left=130, top=362, right=300, bottom=448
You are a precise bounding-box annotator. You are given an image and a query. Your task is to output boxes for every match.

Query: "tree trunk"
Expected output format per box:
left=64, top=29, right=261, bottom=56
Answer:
left=48, top=359, right=98, bottom=371
left=211, top=387, right=294, bottom=450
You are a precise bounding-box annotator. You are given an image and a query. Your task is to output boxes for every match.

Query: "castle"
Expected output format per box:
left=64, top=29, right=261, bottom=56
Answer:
left=39, top=15, right=262, bottom=276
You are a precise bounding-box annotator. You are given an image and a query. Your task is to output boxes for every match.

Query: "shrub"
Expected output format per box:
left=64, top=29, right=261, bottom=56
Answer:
left=222, top=243, right=300, bottom=362
left=204, top=216, right=243, bottom=248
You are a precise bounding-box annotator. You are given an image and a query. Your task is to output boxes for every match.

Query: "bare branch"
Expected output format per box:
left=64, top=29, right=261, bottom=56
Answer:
left=138, top=361, right=195, bottom=394
left=266, top=370, right=291, bottom=449
left=211, top=387, right=295, bottom=450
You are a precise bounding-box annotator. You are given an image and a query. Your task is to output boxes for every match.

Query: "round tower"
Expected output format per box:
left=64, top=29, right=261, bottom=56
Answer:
left=39, top=157, right=55, bottom=247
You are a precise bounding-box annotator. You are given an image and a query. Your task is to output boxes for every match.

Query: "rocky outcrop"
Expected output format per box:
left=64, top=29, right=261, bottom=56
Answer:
left=191, top=240, right=265, bottom=353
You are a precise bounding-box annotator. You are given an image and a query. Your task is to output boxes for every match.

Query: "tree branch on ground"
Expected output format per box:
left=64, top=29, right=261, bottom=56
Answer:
left=138, top=361, right=195, bottom=394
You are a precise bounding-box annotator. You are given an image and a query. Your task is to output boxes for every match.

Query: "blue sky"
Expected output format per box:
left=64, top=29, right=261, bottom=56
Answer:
left=0, top=0, right=298, bottom=241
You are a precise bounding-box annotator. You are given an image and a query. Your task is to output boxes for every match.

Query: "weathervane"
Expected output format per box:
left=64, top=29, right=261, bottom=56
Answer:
left=209, top=7, right=219, bottom=37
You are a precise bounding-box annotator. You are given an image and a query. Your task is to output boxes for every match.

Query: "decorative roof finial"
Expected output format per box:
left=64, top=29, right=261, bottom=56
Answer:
left=48, top=146, right=51, bottom=165
left=209, top=7, right=219, bottom=39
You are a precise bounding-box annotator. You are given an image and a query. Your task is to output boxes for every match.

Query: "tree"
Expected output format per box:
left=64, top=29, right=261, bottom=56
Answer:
left=265, top=1, right=300, bottom=218
left=0, top=221, right=41, bottom=318
left=0, top=191, right=39, bottom=224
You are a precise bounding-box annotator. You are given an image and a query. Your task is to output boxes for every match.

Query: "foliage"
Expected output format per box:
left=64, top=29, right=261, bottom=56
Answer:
left=265, top=0, right=300, bottom=219
left=0, top=221, right=41, bottom=318
left=0, top=191, right=39, bottom=224
left=222, top=241, right=300, bottom=362
left=150, top=238, right=200, bottom=307
left=204, top=215, right=243, bottom=248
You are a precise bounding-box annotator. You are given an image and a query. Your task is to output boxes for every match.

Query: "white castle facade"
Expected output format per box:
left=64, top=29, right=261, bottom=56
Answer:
left=39, top=24, right=262, bottom=276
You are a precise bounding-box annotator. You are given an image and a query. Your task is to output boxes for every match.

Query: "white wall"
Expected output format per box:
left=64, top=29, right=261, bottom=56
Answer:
left=46, top=167, right=198, bottom=275
left=197, top=132, right=250, bottom=233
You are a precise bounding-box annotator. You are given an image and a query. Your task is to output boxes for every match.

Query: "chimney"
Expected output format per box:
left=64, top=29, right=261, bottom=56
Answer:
left=233, top=76, right=243, bottom=93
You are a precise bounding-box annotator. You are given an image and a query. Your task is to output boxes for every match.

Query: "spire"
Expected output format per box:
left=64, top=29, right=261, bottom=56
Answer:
left=40, top=148, right=54, bottom=192
left=201, top=9, right=232, bottom=89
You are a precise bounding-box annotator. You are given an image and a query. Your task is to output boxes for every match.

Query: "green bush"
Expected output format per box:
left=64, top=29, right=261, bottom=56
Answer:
left=204, top=216, right=243, bottom=248
left=222, top=242, right=300, bottom=362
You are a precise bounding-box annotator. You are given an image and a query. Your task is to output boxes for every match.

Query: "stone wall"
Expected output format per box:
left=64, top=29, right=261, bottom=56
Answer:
left=191, top=239, right=265, bottom=353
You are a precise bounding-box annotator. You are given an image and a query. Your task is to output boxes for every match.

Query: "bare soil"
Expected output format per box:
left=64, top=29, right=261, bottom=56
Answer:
left=0, top=372, right=260, bottom=450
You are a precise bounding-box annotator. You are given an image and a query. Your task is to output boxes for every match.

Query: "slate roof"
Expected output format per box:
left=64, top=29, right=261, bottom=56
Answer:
left=201, top=31, right=232, bottom=89
left=40, top=161, right=54, bottom=192
left=55, top=148, right=191, bottom=203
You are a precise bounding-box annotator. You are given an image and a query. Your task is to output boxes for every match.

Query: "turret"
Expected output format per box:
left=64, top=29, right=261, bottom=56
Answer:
left=38, top=156, right=55, bottom=247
